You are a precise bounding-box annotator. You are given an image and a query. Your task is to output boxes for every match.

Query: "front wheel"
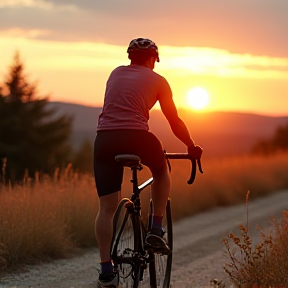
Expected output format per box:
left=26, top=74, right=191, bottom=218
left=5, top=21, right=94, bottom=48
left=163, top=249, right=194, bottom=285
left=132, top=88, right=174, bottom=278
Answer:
left=110, top=198, right=142, bottom=288
left=148, top=198, right=173, bottom=288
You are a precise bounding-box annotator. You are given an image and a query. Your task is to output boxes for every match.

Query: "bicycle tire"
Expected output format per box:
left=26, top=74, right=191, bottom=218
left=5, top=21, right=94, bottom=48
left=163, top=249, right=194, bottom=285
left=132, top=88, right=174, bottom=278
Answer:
left=148, top=199, right=173, bottom=288
left=111, top=198, right=142, bottom=288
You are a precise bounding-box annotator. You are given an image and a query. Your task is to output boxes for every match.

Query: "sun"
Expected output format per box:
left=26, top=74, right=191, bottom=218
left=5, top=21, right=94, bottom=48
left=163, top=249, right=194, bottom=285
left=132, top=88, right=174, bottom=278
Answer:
left=187, top=87, right=210, bottom=110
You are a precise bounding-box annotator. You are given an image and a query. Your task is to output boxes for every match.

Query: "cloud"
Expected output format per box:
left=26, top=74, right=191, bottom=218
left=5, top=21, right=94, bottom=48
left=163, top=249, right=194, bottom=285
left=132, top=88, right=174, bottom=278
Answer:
left=0, top=0, right=77, bottom=11
left=0, top=0, right=50, bottom=9
left=158, top=46, right=288, bottom=79
left=1, top=27, right=51, bottom=38
left=0, top=0, right=287, bottom=57
left=2, top=36, right=287, bottom=80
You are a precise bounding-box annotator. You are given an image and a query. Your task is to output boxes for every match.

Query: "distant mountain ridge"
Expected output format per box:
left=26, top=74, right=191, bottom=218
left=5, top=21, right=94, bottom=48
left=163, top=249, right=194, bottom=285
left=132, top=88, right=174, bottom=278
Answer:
left=47, top=101, right=288, bottom=158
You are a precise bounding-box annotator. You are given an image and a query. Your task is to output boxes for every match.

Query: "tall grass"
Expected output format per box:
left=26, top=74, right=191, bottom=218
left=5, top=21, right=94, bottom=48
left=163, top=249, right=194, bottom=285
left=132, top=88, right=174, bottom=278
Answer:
left=170, top=152, right=288, bottom=220
left=0, top=152, right=288, bottom=271
left=0, top=166, right=97, bottom=269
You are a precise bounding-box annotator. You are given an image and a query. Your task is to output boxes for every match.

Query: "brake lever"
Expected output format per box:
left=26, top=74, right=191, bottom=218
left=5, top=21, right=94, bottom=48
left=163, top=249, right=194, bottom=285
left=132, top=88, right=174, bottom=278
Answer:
left=187, top=158, right=203, bottom=185
left=197, top=159, right=204, bottom=174
left=187, top=159, right=197, bottom=185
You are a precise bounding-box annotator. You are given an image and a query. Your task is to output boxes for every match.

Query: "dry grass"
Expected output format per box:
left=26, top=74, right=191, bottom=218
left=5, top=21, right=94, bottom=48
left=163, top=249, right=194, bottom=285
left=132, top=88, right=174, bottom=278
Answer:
left=169, top=152, right=288, bottom=220
left=223, top=210, right=288, bottom=287
left=0, top=152, right=288, bottom=271
left=0, top=165, right=97, bottom=269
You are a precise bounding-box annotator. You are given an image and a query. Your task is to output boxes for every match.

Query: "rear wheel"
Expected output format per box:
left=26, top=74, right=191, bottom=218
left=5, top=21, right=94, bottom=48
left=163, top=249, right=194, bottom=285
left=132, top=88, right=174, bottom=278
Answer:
left=148, top=199, right=173, bottom=288
left=110, top=198, right=142, bottom=288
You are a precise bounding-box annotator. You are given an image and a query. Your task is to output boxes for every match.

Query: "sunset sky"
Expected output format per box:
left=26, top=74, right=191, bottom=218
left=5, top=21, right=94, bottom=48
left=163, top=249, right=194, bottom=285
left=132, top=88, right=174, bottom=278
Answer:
left=0, top=0, right=288, bottom=116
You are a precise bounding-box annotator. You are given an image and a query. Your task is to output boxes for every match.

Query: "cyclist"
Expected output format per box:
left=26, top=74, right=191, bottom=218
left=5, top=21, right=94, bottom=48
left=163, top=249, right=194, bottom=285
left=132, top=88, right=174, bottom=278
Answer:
left=94, top=37, right=203, bottom=287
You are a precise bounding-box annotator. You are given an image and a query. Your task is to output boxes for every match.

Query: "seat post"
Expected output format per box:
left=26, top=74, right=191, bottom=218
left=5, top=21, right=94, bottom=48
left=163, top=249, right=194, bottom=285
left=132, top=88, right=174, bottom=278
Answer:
left=114, top=154, right=143, bottom=212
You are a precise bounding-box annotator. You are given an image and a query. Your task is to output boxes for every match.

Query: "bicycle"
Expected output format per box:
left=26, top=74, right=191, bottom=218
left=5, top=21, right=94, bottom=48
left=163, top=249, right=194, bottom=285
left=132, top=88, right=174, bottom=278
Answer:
left=110, top=151, right=203, bottom=288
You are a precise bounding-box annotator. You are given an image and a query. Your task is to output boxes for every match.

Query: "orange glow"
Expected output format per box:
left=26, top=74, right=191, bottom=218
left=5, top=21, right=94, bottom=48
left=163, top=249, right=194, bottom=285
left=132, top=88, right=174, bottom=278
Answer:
left=1, top=35, right=288, bottom=115
left=187, top=87, right=210, bottom=110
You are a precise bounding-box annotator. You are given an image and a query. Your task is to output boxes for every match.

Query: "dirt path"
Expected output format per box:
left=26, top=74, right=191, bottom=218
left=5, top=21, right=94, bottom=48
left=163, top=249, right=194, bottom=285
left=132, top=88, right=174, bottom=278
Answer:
left=1, top=189, right=288, bottom=288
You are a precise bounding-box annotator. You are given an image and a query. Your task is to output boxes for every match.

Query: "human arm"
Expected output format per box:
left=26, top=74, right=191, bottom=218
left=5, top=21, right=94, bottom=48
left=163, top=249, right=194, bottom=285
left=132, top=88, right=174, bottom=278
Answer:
left=158, top=87, right=203, bottom=159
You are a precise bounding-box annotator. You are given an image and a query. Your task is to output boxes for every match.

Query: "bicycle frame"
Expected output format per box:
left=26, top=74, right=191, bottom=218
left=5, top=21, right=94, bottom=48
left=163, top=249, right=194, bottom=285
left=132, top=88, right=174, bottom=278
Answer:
left=111, top=152, right=203, bottom=288
left=129, top=164, right=154, bottom=217
left=115, top=151, right=203, bottom=251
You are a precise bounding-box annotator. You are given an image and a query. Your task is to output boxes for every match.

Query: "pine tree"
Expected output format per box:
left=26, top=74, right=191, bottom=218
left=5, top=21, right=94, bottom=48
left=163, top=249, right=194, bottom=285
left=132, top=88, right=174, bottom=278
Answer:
left=0, top=52, right=73, bottom=183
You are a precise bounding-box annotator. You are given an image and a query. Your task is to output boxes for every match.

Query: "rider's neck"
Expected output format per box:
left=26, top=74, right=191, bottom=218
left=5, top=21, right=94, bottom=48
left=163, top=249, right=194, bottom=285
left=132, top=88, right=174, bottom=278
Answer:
left=130, top=58, right=156, bottom=70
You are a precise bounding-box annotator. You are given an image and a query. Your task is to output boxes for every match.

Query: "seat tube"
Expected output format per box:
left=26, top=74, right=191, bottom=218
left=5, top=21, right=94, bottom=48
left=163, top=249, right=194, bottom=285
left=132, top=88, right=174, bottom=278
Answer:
left=132, top=167, right=139, bottom=193
left=131, top=167, right=141, bottom=215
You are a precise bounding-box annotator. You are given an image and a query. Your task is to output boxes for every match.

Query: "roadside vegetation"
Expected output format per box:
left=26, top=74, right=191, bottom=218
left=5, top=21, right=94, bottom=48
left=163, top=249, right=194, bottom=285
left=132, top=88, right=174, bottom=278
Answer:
left=220, top=116, right=288, bottom=287
left=1, top=152, right=288, bottom=272
left=223, top=195, right=288, bottom=287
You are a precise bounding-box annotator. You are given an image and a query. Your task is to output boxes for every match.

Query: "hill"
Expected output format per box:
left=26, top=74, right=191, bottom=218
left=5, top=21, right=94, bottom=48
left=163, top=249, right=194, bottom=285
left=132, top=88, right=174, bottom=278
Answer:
left=47, top=102, right=288, bottom=158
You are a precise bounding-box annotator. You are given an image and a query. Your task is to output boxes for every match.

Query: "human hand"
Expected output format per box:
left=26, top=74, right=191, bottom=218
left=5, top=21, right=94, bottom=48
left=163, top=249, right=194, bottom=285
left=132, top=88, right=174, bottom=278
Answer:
left=187, top=145, right=203, bottom=159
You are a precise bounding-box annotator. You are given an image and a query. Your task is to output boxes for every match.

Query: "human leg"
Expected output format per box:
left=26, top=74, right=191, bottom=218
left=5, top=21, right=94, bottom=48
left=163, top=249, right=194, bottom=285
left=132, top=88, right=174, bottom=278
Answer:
left=95, top=191, right=120, bottom=263
left=93, top=132, right=123, bottom=284
left=95, top=192, right=120, bottom=287
left=150, top=163, right=170, bottom=219
left=135, top=132, right=171, bottom=252
left=145, top=163, right=171, bottom=254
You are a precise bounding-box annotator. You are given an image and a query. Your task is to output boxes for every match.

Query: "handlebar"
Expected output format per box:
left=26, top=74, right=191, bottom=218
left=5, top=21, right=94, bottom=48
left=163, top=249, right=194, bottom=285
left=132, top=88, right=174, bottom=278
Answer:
left=164, top=152, right=203, bottom=185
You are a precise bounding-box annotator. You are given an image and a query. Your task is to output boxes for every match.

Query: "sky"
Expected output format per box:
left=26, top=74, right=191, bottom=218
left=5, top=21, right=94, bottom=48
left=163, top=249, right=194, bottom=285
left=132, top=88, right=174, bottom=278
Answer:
left=0, top=0, right=288, bottom=116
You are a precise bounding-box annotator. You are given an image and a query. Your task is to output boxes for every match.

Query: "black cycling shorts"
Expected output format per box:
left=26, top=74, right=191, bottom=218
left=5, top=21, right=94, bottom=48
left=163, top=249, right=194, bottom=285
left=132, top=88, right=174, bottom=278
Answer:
left=94, top=130, right=166, bottom=197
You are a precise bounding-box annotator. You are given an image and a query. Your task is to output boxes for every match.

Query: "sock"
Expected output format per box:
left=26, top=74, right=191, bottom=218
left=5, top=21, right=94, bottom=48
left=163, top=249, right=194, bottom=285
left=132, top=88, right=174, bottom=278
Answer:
left=151, top=215, right=163, bottom=229
left=100, top=260, right=113, bottom=274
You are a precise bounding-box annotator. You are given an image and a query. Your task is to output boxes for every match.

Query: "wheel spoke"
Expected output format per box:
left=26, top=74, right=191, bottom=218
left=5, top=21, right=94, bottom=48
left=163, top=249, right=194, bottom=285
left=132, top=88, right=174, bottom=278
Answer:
left=148, top=199, right=173, bottom=288
left=111, top=198, right=142, bottom=288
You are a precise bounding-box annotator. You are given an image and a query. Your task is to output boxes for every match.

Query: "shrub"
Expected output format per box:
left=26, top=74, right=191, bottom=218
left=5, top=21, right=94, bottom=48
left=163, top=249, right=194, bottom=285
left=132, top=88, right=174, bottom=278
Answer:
left=223, top=210, right=288, bottom=287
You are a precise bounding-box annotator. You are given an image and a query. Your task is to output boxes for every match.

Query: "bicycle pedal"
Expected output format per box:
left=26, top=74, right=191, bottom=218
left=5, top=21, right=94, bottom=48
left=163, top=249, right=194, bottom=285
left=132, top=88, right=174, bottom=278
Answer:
left=147, top=246, right=171, bottom=255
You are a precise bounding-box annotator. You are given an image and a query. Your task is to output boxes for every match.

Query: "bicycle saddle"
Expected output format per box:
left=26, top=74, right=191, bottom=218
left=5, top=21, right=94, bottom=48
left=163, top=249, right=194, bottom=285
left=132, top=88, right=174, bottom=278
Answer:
left=115, top=154, right=141, bottom=167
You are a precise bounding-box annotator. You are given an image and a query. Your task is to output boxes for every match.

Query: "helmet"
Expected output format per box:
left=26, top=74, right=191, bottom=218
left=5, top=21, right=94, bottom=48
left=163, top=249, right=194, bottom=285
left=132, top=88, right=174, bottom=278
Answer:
left=127, top=38, right=160, bottom=62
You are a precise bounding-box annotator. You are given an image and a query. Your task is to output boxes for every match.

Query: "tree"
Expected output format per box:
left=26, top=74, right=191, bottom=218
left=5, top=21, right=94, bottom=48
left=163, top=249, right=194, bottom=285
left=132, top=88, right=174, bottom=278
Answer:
left=72, top=138, right=93, bottom=174
left=252, top=122, right=288, bottom=154
left=0, top=52, right=73, bottom=183
left=272, top=123, right=288, bottom=150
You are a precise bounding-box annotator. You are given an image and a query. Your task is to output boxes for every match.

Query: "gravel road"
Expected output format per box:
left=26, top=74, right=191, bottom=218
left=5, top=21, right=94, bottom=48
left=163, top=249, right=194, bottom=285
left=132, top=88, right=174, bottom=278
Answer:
left=1, top=189, right=288, bottom=288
